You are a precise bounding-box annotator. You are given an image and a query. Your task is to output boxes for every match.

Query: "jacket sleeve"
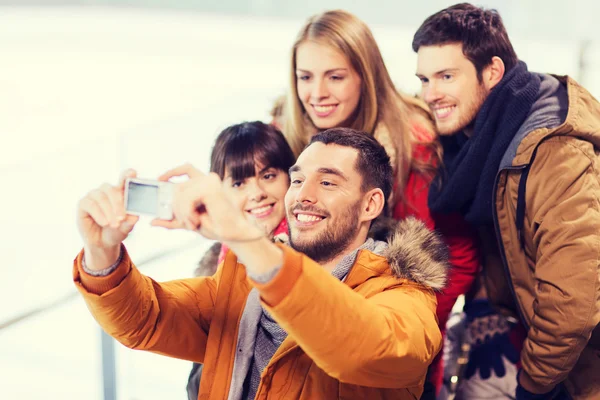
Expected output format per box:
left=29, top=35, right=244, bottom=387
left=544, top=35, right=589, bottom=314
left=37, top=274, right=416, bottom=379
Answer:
left=73, top=246, right=220, bottom=363
left=253, top=245, right=442, bottom=389
left=521, top=137, right=600, bottom=392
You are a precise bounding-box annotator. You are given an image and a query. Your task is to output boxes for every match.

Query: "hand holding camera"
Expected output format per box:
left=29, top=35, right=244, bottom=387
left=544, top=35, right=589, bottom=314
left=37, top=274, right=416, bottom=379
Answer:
left=77, top=164, right=265, bottom=271
left=76, top=169, right=141, bottom=271
left=151, top=163, right=264, bottom=244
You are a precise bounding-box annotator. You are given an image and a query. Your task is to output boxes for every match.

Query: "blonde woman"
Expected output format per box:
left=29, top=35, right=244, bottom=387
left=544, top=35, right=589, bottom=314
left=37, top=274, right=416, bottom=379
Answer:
left=282, top=10, right=480, bottom=395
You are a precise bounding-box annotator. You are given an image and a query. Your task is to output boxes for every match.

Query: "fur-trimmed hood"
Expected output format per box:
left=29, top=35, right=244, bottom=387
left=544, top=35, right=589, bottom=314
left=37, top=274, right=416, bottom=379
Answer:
left=198, top=217, right=449, bottom=291
left=195, top=242, right=222, bottom=277
left=369, top=216, right=450, bottom=291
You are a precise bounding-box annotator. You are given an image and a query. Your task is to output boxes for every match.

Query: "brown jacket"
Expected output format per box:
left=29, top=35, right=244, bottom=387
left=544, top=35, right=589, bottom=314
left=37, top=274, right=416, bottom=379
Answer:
left=74, top=218, right=449, bottom=399
left=483, top=75, right=600, bottom=398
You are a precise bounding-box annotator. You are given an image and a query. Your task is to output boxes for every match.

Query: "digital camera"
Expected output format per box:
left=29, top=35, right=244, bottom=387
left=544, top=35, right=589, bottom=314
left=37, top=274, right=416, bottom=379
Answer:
left=124, top=178, right=174, bottom=220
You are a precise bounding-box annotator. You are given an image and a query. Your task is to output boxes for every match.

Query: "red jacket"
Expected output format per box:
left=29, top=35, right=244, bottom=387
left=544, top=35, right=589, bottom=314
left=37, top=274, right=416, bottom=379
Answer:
left=393, top=142, right=480, bottom=334
left=393, top=140, right=479, bottom=392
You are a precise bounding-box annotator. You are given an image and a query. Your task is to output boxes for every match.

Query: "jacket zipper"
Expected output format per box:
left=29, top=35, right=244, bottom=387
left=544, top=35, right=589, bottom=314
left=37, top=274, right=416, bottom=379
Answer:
left=493, top=163, right=574, bottom=400
left=491, top=165, right=530, bottom=331
left=208, top=259, right=239, bottom=400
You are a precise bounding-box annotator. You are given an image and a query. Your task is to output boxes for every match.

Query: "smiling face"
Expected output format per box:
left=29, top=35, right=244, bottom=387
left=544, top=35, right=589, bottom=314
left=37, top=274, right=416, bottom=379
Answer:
left=295, top=41, right=362, bottom=130
left=285, top=142, right=371, bottom=263
left=223, top=164, right=289, bottom=236
left=416, top=43, right=489, bottom=136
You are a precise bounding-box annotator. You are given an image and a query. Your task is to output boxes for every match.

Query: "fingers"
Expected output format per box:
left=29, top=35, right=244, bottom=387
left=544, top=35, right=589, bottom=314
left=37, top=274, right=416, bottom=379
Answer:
left=171, top=180, right=199, bottom=223
left=119, top=214, right=139, bottom=234
left=80, top=182, right=127, bottom=228
left=152, top=188, right=203, bottom=233
left=493, top=354, right=507, bottom=378
left=78, top=196, right=110, bottom=227
left=171, top=198, right=199, bottom=231
left=175, top=173, right=224, bottom=212
left=150, top=218, right=185, bottom=230
left=479, top=358, right=492, bottom=380
left=88, top=187, right=120, bottom=228
left=183, top=215, right=202, bottom=231
left=463, top=358, right=477, bottom=380
left=100, top=183, right=126, bottom=222
left=158, top=163, right=204, bottom=182
left=502, top=335, right=521, bottom=364
left=118, top=169, right=137, bottom=190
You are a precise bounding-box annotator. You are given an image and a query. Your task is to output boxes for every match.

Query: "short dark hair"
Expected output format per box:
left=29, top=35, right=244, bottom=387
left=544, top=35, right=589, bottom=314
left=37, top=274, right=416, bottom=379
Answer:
left=309, top=128, right=393, bottom=214
left=412, top=3, right=518, bottom=79
left=210, top=121, right=295, bottom=181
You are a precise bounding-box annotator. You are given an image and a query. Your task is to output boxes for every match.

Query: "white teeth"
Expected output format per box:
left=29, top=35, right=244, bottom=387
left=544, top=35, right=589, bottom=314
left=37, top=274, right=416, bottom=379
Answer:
left=314, top=105, right=336, bottom=113
left=297, top=214, right=323, bottom=222
left=250, top=205, right=272, bottom=214
left=435, top=106, right=455, bottom=117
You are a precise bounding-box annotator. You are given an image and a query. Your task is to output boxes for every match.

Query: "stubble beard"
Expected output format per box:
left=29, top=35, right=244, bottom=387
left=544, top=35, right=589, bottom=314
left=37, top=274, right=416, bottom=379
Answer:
left=288, top=201, right=361, bottom=264
left=436, top=84, right=488, bottom=136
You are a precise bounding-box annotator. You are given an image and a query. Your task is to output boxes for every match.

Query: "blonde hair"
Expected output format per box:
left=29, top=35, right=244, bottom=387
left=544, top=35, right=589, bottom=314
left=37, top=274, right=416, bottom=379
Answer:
left=283, top=10, right=440, bottom=205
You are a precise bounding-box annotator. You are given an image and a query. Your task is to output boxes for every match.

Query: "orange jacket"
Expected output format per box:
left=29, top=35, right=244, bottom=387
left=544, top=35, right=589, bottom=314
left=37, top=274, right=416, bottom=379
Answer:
left=73, top=218, right=447, bottom=399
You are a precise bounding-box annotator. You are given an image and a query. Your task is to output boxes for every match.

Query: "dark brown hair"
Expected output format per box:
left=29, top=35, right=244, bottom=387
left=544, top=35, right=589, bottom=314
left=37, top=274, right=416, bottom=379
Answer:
left=210, top=121, right=295, bottom=181
left=412, top=3, right=518, bottom=79
left=309, top=127, right=393, bottom=215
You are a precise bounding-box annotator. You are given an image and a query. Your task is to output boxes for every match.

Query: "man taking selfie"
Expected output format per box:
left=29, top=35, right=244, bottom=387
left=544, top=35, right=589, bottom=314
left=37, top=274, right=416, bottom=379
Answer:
left=73, top=128, right=449, bottom=399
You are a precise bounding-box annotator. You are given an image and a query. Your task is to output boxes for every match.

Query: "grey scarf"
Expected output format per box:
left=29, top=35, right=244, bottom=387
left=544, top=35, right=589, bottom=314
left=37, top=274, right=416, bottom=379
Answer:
left=231, top=238, right=387, bottom=400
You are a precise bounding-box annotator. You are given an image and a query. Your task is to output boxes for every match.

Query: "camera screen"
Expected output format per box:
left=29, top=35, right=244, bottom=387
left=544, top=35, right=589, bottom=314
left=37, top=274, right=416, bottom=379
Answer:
left=127, top=182, right=159, bottom=215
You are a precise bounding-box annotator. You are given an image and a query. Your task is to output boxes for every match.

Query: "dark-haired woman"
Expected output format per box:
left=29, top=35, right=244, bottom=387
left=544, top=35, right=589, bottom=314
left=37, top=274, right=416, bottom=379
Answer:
left=187, top=120, right=295, bottom=400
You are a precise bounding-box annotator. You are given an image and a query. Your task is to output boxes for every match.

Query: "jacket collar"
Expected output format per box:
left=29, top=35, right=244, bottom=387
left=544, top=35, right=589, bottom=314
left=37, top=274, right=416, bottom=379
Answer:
left=346, top=217, right=450, bottom=291
left=507, top=74, right=600, bottom=168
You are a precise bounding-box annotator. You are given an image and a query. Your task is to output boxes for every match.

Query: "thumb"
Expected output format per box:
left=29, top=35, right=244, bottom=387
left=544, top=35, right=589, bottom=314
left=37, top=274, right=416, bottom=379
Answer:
left=118, top=169, right=138, bottom=191
left=120, top=214, right=139, bottom=233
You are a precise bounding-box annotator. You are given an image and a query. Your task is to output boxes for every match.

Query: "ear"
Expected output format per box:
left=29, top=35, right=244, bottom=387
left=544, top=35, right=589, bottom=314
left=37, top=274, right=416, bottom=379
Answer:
left=482, top=56, right=505, bottom=90
left=360, top=188, right=385, bottom=223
